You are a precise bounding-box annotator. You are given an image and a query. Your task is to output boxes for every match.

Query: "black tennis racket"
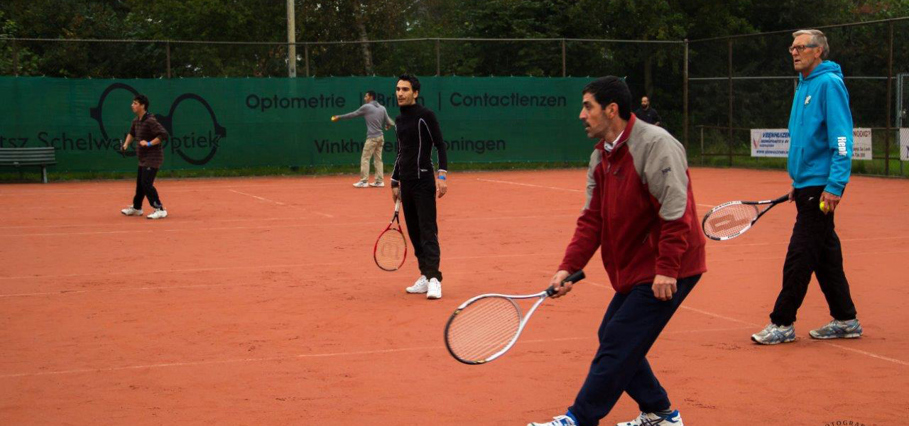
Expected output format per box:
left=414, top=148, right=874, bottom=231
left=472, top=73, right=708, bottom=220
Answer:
left=702, top=194, right=789, bottom=241
left=374, top=200, right=407, bottom=271
left=444, top=270, right=586, bottom=365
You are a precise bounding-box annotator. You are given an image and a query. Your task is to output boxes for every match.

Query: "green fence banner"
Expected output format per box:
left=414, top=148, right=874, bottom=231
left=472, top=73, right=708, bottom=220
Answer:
left=0, top=76, right=594, bottom=172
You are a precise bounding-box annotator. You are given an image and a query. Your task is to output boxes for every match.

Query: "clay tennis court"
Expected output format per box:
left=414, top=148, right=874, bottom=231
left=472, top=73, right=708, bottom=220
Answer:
left=1, top=167, right=907, bottom=425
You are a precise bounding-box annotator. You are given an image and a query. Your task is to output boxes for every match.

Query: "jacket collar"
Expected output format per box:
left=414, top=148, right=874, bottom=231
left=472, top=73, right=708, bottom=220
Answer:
left=595, top=114, right=637, bottom=153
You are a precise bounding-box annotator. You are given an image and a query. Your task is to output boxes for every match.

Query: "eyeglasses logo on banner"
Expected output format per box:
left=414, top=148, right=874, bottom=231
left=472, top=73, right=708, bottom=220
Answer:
left=90, top=83, right=227, bottom=165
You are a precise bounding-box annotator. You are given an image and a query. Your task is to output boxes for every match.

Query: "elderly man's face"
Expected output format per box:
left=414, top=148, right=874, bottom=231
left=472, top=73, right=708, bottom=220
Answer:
left=790, top=34, right=822, bottom=74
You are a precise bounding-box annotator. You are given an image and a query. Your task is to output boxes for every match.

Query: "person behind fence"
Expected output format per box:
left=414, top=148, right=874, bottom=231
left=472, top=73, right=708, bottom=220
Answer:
left=751, top=29, right=862, bottom=345
left=528, top=76, right=706, bottom=426
left=390, top=74, right=448, bottom=300
left=633, top=96, right=661, bottom=126
left=120, top=94, right=169, bottom=220
left=332, top=90, right=395, bottom=188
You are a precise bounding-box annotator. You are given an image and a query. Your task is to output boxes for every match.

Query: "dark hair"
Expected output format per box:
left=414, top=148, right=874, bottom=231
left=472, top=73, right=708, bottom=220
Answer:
left=366, top=90, right=376, bottom=99
left=133, top=94, right=150, bottom=110
left=582, top=76, right=631, bottom=120
left=397, top=74, right=421, bottom=94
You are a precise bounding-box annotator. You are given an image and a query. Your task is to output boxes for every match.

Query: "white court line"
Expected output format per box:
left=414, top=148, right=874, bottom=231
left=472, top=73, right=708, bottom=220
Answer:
left=818, top=342, right=909, bottom=367
left=707, top=235, right=909, bottom=249
left=0, top=251, right=565, bottom=283
left=681, top=306, right=909, bottom=367
left=0, top=213, right=578, bottom=237
left=679, top=306, right=759, bottom=327
left=0, top=211, right=568, bottom=231
left=0, top=182, right=351, bottom=196
left=0, top=217, right=310, bottom=230
left=228, top=189, right=286, bottom=206
left=0, top=326, right=755, bottom=380
left=478, top=177, right=715, bottom=209
left=575, top=279, right=909, bottom=368
left=227, top=189, right=334, bottom=218
left=706, top=249, right=909, bottom=263
left=4, top=246, right=905, bottom=288
left=477, top=178, right=583, bottom=193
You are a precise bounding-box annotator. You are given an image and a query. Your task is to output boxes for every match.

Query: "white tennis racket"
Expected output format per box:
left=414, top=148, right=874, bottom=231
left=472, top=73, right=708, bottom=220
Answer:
left=701, top=194, right=789, bottom=241
left=444, top=270, right=585, bottom=365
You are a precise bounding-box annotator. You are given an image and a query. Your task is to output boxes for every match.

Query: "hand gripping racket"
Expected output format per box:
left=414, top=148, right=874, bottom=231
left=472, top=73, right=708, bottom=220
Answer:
left=374, top=200, right=407, bottom=271
left=701, top=193, right=789, bottom=241
left=444, top=270, right=586, bottom=365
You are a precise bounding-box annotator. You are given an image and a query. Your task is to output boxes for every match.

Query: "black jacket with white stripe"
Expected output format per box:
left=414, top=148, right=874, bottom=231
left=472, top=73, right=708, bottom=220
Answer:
left=391, top=104, right=447, bottom=182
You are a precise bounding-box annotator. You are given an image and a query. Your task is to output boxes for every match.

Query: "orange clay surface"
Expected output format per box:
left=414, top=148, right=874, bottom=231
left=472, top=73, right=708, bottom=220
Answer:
left=1, top=168, right=907, bottom=425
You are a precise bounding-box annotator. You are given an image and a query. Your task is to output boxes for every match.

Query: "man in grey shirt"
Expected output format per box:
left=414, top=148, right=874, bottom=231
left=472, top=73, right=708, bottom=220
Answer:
left=332, top=90, right=395, bottom=187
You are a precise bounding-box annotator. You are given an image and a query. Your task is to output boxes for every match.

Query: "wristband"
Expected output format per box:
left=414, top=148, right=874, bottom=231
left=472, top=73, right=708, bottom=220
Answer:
left=437, top=175, right=447, bottom=180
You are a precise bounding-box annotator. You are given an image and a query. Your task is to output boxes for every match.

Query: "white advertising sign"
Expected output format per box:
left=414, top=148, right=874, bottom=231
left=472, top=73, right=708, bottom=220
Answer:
left=750, top=129, right=790, bottom=158
left=901, top=128, right=909, bottom=161
left=852, top=128, right=872, bottom=160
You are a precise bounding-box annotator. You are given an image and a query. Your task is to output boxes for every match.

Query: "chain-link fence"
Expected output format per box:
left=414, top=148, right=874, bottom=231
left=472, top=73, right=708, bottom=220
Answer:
left=689, top=17, right=909, bottom=177
left=3, top=17, right=909, bottom=176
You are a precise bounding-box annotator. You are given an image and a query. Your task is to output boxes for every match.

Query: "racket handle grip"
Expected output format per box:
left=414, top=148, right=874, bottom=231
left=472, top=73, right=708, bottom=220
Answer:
left=545, top=270, right=586, bottom=296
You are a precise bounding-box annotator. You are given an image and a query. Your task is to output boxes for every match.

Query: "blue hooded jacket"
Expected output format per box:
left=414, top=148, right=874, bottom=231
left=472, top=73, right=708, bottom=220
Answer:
left=788, top=60, right=853, bottom=196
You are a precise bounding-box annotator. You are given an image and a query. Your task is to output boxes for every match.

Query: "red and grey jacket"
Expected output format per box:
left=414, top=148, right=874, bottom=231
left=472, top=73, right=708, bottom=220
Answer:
left=559, top=115, right=706, bottom=294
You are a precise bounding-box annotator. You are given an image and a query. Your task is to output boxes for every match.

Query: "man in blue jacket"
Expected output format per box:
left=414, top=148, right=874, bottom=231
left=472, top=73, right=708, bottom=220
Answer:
left=752, top=29, right=862, bottom=345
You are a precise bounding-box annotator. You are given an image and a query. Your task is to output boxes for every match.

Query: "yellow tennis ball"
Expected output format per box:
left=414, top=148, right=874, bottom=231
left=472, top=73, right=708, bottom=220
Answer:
left=819, top=201, right=826, bottom=212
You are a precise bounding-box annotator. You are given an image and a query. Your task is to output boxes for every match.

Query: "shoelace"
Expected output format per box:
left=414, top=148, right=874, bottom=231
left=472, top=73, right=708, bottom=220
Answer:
left=548, top=416, right=573, bottom=426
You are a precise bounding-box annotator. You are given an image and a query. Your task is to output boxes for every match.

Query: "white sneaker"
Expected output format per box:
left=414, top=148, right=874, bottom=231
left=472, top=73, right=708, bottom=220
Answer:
left=529, top=415, right=576, bottom=426
left=353, top=181, right=369, bottom=188
left=406, top=275, right=429, bottom=294
left=121, top=206, right=143, bottom=216
left=617, top=410, right=683, bottom=426
left=427, top=278, right=442, bottom=299
left=369, top=182, right=385, bottom=187
left=147, top=208, right=168, bottom=220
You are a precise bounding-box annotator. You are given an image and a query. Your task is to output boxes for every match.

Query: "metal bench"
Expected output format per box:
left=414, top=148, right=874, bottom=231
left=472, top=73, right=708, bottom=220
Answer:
left=0, top=147, right=57, bottom=183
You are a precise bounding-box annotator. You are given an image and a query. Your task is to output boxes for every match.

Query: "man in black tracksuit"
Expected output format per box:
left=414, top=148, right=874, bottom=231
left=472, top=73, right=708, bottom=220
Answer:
left=390, top=74, right=449, bottom=300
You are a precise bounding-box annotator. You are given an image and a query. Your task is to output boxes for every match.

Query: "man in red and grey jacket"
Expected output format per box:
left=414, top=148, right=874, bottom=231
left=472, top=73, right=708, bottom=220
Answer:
left=528, top=77, right=706, bottom=426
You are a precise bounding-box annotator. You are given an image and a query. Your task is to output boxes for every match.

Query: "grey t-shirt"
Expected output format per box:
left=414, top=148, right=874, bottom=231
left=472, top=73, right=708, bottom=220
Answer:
left=335, top=100, right=395, bottom=138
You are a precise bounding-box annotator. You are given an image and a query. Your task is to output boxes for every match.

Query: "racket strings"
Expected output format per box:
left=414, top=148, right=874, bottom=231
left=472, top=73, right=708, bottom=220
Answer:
left=704, top=204, right=760, bottom=238
left=447, top=297, right=522, bottom=362
left=375, top=230, right=406, bottom=270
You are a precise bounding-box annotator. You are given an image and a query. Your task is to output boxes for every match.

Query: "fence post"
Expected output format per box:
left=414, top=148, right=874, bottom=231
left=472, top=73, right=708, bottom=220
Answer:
left=562, top=39, right=566, bottom=77
left=436, top=39, right=441, bottom=76
left=12, top=39, right=19, bottom=76
left=885, top=21, right=894, bottom=176
left=683, top=39, right=689, bottom=148
left=727, top=39, right=734, bottom=167
left=166, top=41, right=171, bottom=78
left=700, top=126, right=704, bottom=165
left=305, top=43, right=310, bottom=77
left=287, top=0, right=297, bottom=78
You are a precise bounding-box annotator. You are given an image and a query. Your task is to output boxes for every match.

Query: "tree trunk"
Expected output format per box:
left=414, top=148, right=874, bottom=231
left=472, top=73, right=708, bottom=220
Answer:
left=355, top=8, right=374, bottom=75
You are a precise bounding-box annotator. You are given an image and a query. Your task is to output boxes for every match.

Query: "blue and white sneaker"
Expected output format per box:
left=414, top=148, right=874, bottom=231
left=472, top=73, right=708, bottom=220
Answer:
left=751, top=323, right=796, bottom=345
left=617, top=410, right=683, bottom=426
left=809, top=319, right=863, bottom=339
left=528, top=415, right=576, bottom=426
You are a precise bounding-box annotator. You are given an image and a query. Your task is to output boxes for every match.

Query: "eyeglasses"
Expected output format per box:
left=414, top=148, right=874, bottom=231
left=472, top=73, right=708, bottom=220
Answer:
left=788, top=44, right=818, bottom=53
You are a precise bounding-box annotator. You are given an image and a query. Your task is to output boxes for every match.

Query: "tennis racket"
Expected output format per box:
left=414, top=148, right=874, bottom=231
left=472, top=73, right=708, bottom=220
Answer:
left=373, top=200, right=407, bottom=271
left=701, top=194, right=789, bottom=241
left=444, top=269, right=586, bottom=365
